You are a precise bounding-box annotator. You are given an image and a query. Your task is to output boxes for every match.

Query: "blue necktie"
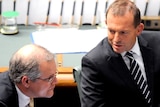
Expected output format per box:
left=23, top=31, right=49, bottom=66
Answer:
left=126, top=51, right=151, bottom=104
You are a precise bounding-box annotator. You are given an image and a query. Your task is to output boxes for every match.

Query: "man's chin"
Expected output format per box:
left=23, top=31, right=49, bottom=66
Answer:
left=40, top=91, right=54, bottom=98
left=47, top=91, right=54, bottom=98
left=113, top=49, right=122, bottom=53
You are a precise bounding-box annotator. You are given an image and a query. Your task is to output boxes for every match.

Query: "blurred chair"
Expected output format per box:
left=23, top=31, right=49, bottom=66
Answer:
left=73, top=66, right=82, bottom=104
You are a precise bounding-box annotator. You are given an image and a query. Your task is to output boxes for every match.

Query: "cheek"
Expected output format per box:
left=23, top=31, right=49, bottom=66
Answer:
left=107, top=34, right=113, bottom=42
left=38, top=84, right=54, bottom=97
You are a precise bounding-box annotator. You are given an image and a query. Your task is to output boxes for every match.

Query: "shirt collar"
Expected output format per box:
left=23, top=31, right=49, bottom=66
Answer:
left=15, top=85, right=30, bottom=107
left=121, top=37, right=141, bottom=56
left=130, top=37, right=141, bottom=56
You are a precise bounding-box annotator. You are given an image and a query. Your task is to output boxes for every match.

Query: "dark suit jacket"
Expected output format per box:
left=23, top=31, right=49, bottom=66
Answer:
left=81, top=31, right=160, bottom=107
left=0, top=71, right=19, bottom=107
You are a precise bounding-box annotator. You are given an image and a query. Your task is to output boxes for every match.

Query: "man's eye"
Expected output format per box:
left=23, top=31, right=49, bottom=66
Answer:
left=120, top=31, right=128, bottom=35
left=109, top=30, right=115, bottom=34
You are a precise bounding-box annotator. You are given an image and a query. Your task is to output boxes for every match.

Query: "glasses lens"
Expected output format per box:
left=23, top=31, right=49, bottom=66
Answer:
left=50, top=71, right=58, bottom=82
left=37, top=71, right=58, bottom=82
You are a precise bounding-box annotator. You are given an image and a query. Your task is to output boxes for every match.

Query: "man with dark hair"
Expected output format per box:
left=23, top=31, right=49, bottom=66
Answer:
left=81, top=0, right=160, bottom=107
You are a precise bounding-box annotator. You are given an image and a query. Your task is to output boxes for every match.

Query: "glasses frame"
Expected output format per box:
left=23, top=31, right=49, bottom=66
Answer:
left=37, top=71, right=58, bottom=83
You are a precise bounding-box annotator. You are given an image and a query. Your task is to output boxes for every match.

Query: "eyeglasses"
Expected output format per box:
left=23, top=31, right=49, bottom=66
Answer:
left=37, top=71, right=58, bottom=83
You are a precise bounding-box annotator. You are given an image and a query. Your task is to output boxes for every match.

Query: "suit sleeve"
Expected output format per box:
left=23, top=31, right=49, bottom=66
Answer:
left=81, top=55, right=106, bottom=107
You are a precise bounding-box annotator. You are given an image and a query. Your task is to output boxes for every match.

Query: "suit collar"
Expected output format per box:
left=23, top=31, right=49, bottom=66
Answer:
left=138, top=36, right=154, bottom=92
left=103, top=36, right=153, bottom=91
left=101, top=39, right=136, bottom=88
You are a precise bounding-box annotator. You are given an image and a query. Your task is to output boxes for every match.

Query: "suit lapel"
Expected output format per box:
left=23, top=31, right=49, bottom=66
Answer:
left=102, top=38, right=137, bottom=89
left=139, top=40, right=154, bottom=95
left=104, top=37, right=154, bottom=90
left=108, top=54, right=138, bottom=89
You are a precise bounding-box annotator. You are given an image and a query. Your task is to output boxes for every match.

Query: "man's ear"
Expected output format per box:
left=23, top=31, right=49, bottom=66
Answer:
left=137, top=23, right=144, bottom=36
left=21, top=76, right=30, bottom=88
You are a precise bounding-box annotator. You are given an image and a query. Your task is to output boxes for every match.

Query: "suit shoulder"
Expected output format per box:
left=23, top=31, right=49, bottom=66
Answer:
left=0, top=71, right=17, bottom=102
left=83, top=38, right=111, bottom=63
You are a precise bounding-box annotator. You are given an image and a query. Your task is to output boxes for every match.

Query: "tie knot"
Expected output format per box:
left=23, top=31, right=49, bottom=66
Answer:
left=125, top=51, right=133, bottom=58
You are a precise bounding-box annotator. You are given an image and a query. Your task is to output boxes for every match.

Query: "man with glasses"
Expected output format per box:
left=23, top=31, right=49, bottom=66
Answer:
left=0, top=44, right=58, bottom=107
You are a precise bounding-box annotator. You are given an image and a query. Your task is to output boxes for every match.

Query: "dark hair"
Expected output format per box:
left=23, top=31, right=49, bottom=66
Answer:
left=106, top=0, right=141, bottom=28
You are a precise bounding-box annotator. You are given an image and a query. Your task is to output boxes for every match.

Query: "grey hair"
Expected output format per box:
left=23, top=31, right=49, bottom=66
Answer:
left=106, top=0, right=141, bottom=28
left=9, top=44, right=55, bottom=83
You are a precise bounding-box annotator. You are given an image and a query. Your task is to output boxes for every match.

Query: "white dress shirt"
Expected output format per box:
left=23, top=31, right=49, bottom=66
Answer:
left=121, top=37, right=147, bottom=81
left=15, top=85, right=30, bottom=107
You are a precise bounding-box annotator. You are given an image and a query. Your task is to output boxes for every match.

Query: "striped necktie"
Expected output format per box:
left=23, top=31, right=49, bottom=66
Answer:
left=125, top=51, right=151, bottom=104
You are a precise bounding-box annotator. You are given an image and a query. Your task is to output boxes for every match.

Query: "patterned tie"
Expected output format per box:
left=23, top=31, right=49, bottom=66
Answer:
left=126, top=51, right=151, bottom=104
left=30, top=98, right=34, bottom=107
left=25, top=98, right=34, bottom=107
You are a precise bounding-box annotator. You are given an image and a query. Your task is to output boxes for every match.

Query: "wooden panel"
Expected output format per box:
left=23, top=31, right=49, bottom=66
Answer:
left=56, top=54, right=63, bottom=67
left=0, top=67, right=73, bottom=73
left=0, top=67, right=8, bottom=72
left=56, top=74, right=76, bottom=87
left=141, top=16, right=160, bottom=20
left=56, top=54, right=73, bottom=74
left=58, top=67, right=73, bottom=74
